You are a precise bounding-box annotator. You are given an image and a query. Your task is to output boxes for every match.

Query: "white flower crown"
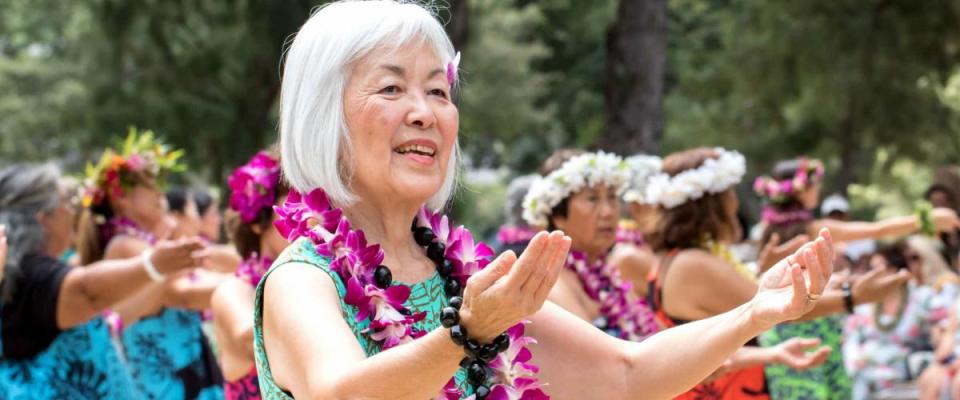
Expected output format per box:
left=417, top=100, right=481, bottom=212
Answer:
left=645, top=148, right=746, bottom=209
left=522, top=151, right=630, bottom=227
left=621, top=155, right=663, bottom=205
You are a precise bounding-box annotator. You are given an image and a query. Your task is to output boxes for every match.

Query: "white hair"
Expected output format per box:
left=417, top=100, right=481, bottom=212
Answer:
left=280, top=0, right=459, bottom=210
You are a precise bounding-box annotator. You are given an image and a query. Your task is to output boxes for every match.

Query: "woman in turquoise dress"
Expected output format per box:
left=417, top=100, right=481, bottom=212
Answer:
left=76, top=130, right=226, bottom=399
left=0, top=163, right=203, bottom=399
left=250, top=2, right=840, bottom=399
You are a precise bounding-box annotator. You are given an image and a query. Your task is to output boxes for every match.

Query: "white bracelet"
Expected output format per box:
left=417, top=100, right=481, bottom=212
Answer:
left=141, top=250, right=164, bottom=282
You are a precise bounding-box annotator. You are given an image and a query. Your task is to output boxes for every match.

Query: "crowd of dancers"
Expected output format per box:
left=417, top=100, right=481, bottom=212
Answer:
left=2, top=1, right=960, bottom=399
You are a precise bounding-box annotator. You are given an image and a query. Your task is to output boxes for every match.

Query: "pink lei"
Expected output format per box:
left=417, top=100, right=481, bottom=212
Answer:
left=274, top=189, right=547, bottom=399
left=566, top=249, right=658, bottom=341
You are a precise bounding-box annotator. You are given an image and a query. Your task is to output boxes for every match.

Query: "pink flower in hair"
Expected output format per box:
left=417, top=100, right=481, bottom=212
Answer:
left=228, top=151, right=281, bottom=223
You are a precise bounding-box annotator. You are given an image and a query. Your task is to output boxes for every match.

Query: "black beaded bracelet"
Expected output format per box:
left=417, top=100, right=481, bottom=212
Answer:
left=842, top=282, right=855, bottom=314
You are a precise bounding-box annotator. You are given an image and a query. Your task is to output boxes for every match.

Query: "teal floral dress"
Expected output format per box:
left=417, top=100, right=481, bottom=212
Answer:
left=252, top=238, right=470, bottom=399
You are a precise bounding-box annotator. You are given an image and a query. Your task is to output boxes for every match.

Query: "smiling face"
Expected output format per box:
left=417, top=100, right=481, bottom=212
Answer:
left=342, top=39, right=458, bottom=209
left=551, top=184, right=621, bottom=257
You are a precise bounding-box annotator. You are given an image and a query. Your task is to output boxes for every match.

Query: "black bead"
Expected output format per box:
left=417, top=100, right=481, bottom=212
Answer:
left=440, top=307, right=460, bottom=328
left=413, top=227, right=435, bottom=247
left=373, top=266, right=392, bottom=289
left=459, top=357, right=473, bottom=368
left=494, top=333, right=510, bottom=353
left=449, top=325, right=468, bottom=346
left=467, top=361, right=488, bottom=385
left=437, top=259, right=453, bottom=278
left=427, top=242, right=446, bottom=265
left=464, top=339, right=481, bottom=358
left=478, top=343, right=498, bottom=362
left=448, top=296, right=463, bottom=310
left=444, top=278, right=462, bottom=298
left=475, top=385, right=490, bottom=400
left=399, top=308, right=412, bottom=316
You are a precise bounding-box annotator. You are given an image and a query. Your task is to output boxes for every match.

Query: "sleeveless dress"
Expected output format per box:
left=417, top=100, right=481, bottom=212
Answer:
left=0, top=317, right=138, bottom=399
left=121, top=307, right=225, bottom=399
left=648, top=250, right=770, bottom=400
left=253, top=238, right=470, bottom=399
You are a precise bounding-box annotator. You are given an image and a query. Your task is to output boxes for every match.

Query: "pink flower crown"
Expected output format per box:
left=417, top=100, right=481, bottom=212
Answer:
left=228, top=151, right=281, bottom=223
left=753, top=158, right=825, bottom=204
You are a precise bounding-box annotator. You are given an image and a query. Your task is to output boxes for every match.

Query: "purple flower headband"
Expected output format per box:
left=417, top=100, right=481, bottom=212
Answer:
left=753, top=158, right=825, bottom=205
left=228, top=151, right=281, bottom=224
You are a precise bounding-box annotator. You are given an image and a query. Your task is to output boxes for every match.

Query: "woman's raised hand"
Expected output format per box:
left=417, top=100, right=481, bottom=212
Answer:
left=932, top=208, right=960, bottom=233
left=749, top=229, right=835, bottom=328
left=756, top=232, right=809, bottom=273
left=459, top=231, right=571, bottom=342
left=150, top=238, right=208, bottom=275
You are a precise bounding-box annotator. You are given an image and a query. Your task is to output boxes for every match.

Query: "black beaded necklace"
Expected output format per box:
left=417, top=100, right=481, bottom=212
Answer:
left=365, top=220, right=512, bottom=399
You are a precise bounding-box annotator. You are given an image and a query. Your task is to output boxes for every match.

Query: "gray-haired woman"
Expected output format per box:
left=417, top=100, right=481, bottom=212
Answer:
left=0, top=163, right=203, bottom=399
left=252, top=2, right=837, bottom=399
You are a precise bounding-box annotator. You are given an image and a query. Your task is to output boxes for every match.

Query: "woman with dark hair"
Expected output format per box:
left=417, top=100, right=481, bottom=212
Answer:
left=0, top=163, right=203, bottom=399
left=526, top=149, right=830, bottom=373
left=754, top=157, right=960, bottom=400
left=211, top=151, right=289, bottom=400
left=646, top=148, right=908, bottom=399
left=76, top=129, right=225, bottom=399
left=193, top=188, right=223, bottom=242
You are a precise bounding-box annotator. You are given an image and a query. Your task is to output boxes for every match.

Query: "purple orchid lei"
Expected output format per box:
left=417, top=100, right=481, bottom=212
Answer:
left=102, top=217, right=157, bottom=245
left=566, top=249, right=658, bottom=342
left=274, top=188, right=547, bottom=400
left=235, top=253, right=273, bottom=288
left=228, top=151, right=281, bottom=224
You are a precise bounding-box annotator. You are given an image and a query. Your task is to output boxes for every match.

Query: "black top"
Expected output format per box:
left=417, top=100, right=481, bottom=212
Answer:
left=1, top=253, right=69, bottom=359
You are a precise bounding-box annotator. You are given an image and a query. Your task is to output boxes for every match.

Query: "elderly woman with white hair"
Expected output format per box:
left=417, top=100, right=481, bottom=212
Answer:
left=0, top=163, right=204, bottom=399
left=253, top=2, right=836, bottom=399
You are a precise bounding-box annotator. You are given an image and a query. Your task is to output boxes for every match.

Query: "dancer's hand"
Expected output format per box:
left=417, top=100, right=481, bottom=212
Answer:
left=773, top=337, right=832, bottom=371
left=850, top=264, right=910, bottom=305
left=757, top=233, right=809, bottom=273
left=151, top=238, right=208, bottom=275
left=749, top=229, right=835, bottom=328
left=933, top=208, right=960, bottom=233
left=460, top=231, right=571, bottom=341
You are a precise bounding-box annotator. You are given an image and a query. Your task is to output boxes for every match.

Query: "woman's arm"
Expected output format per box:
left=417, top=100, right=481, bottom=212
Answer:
left=608, top=244, right=656, bottom=298
left=723, top=339, right=830, bottom=372
left=673, top=247, right=907, bottom=322
left=812, top=208, right=959, bottom=243
left=55, top=239, right=205, bottom=329
left=162, top=268, right=231, bottom=310
left=546, top=270, right=596, bottom=322
left=531, top=232, right=833, bottom=399
left=264, top=231, right=571, bottom=400
left=211, top=279, right=256, bottom=367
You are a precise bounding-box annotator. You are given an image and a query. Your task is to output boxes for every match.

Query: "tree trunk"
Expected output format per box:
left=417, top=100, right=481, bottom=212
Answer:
left=444, top=0, right=470, bottom=51
left=601, top=0, right=667, bottom=155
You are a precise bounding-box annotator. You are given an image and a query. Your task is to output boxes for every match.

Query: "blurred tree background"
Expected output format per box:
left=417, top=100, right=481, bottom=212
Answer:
left=2, top=0, right=960, bottom=236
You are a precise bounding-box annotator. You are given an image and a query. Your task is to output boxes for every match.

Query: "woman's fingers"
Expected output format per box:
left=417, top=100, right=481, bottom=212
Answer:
left=504, top=232, right=551, bottom=290
left=789, top=262, right=809, bottom=313
left=518, top=232, right=563, bottom=293
left=813, top=237, right=833, bottom=285
left=469, top=251, right=517, bottom=293
left=533, top=234, right=572, bottom=303
left=801, top=246, right=824, bottom=296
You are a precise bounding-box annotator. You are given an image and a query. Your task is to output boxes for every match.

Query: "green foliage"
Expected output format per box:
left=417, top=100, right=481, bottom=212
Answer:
left=664, top=0, right=960, bottom=190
